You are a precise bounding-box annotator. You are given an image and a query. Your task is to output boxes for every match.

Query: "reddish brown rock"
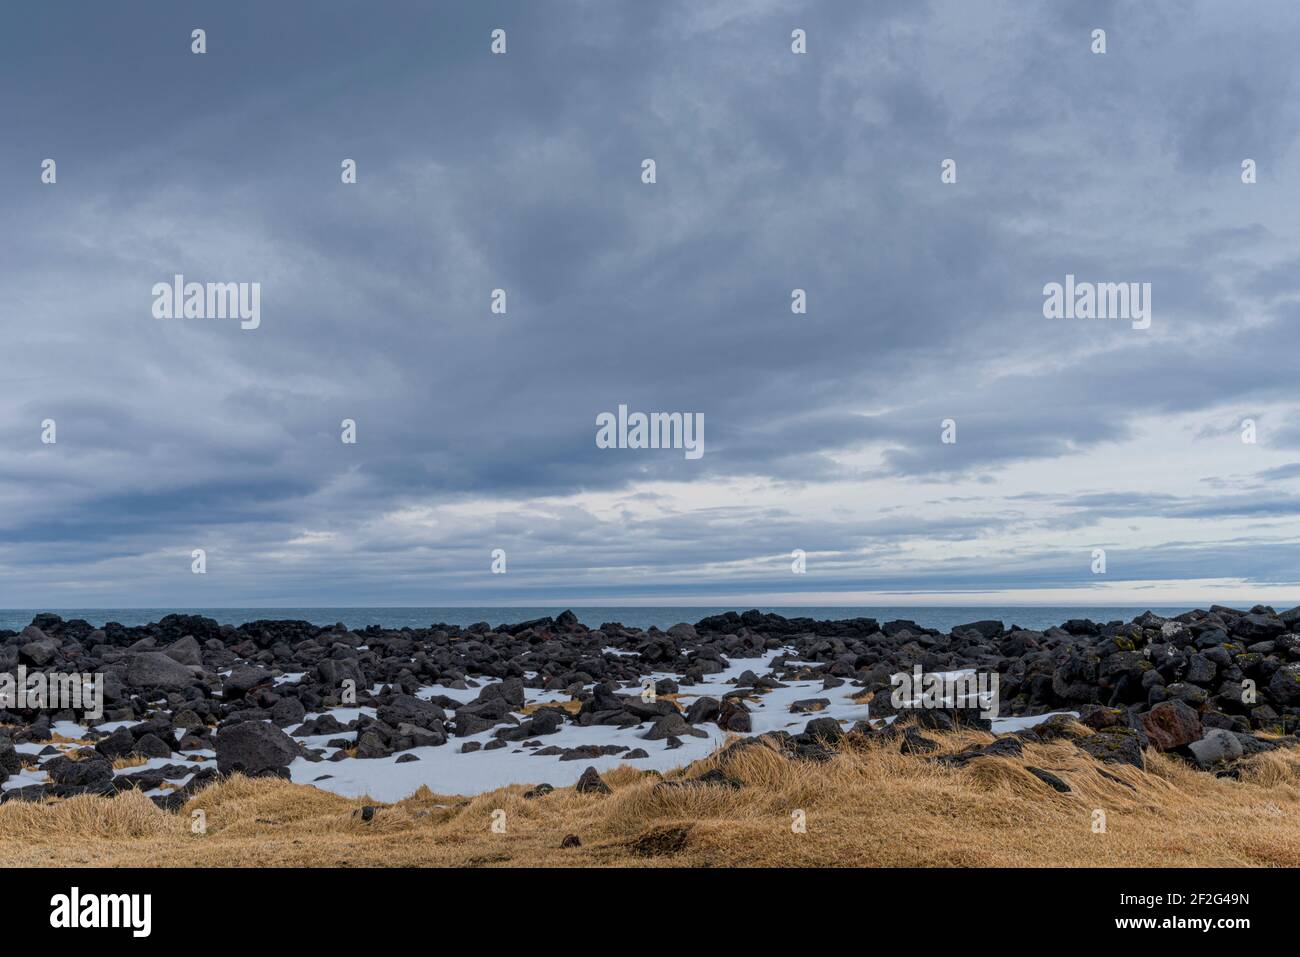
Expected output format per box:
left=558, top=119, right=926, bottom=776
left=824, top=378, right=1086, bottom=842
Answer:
left=1139, top=700, right=1202, bottom=751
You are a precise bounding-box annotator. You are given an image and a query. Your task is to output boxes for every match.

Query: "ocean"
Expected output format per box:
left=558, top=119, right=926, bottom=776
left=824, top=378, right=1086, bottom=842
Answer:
left=0, top=605, right=1208, bottom=634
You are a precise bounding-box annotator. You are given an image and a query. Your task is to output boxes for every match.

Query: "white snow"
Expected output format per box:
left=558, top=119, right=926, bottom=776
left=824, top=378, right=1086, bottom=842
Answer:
left=92, top=719, right=143, bottom=733
left=2, top=720, right=216, bottom=794
left=292, top=648, right=1056, bottom=802
left=1, top=649, right=1079, bottom=805
left=51, top=720, right=92, bottom=741
left=115, top=754, right=214, bottom=776
left=289, top=648, right=1080, bottom=802
left=300, top=706, right=375, bottom=724
left=1, top=767, right=48, bottom=790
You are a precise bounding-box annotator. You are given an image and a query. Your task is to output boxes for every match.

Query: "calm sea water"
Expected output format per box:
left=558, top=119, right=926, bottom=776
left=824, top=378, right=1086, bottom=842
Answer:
left=0, top=605, right=1203, bottom=634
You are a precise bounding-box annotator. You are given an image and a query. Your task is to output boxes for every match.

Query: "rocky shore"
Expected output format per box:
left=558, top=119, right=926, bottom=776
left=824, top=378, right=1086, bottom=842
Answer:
left=1, top=604, right=1297, bottom=808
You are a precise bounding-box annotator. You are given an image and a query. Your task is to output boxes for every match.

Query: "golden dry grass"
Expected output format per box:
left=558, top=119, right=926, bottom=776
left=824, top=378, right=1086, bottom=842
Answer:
left=521, top=694, right=688, bottom=717
left=49, top=732, right=91, bottom=746
left=1, top=730, right=1297, bottom=867
left=521, top=699, right=581, bottom=716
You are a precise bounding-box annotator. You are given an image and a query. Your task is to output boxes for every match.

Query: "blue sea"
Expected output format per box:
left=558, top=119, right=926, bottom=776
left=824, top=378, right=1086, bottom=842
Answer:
left=0, top=605, right=1207, bottom=634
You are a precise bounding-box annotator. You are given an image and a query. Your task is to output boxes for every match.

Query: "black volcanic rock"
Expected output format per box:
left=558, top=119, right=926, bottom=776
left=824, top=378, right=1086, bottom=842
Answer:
left=127, top=652, right=195, bottom=690
left=0, top=601, right=1295, bottom=810
left=216, top=720, right=303, bottom=778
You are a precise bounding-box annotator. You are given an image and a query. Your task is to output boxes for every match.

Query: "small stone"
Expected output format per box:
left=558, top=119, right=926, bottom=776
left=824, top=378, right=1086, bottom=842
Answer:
left=1026, top=766, right=1071, bottom=793
left=574, top=766, right=611, bottom=795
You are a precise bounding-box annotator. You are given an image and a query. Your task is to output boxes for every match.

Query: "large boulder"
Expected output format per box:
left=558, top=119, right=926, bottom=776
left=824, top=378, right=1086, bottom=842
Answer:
left=1268, top=663, right=1300, bottom=704
left=164, top=635, right=203, bottom=667
left=1099, top=651, right=1149, bottom=685
left=1076, top=729, right=1145, bottom=769
left=133, top=733, right=173, bottom=759
left=1232, top=613, right=1284, bottom=642
left=269, top=696, right=306, bottom=728
left=1139, top=699, right=1202, bottom=751
left=1188, top=729, right=1244, bottom=768
left=716, top=698, right=751, bottom=733
left=1052, top=652, right=1100, bottom=703
left=44, top=755, right=113, bottom=788
left=215, top=721, right=303, bottom=778
left=452, top=713, right=499, bottom=737
left=395, top=722, right=447, bottom=749
left=19, top=637, right=59, bottom=667
left=1185, top=653, right=1217, bottom=686
left=478, top=678, right=525, bottom=709
left=376, top=694, right=447, bottom=731
left=804, top=716, right=845, bottom=744
left=667, top=622, right=698, bottom=642
left=95, top=726, right=137, bottom=759
left=642, top=712, right=706, bottom=741
left=222, top=665, right=273, bottom=699
left=126, top=652, right=195, bottom=690
left=354, top=729, right=392, bottom=759
left=684, top=696, right=720, bottom=724
left=98, top=669, right=127, bottom=703
left=0, top=737, right=21, bottom=775
left=525, top=708, right=565, bottom=736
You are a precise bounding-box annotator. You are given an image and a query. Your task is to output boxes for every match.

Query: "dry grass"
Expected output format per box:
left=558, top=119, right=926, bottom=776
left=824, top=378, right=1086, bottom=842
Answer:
left=521, top=699, right=581, bottom=716
left=49, top=732, right=91, bottom=746
left=1, top=730, right=1298, bottom=867
left=522, top=694, right=692, bottom=718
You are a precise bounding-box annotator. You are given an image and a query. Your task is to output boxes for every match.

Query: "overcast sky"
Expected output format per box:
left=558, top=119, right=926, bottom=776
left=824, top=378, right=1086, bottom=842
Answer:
left=3, top=0, right=1300, bottom=608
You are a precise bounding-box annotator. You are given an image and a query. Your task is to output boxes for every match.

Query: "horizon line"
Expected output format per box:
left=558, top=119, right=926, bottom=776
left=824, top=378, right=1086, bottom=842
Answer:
left=5, top=601, right=1291, bottom=611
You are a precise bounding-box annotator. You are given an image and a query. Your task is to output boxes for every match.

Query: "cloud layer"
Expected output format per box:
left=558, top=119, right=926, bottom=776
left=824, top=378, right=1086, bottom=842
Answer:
left=3, top=0, right=1300, bottom=606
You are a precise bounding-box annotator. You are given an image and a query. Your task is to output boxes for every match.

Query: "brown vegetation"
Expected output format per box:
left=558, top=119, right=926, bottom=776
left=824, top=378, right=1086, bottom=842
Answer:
left=2, top=729, right=1297, bottom=867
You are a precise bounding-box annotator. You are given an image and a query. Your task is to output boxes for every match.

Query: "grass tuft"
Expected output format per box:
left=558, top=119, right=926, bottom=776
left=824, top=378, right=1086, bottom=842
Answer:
left=0, top=731, right=1297, bottom=867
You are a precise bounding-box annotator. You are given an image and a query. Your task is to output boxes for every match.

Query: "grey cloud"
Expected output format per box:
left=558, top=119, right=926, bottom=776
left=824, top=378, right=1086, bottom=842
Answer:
left=3, top=0, right=1300, bottom=604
